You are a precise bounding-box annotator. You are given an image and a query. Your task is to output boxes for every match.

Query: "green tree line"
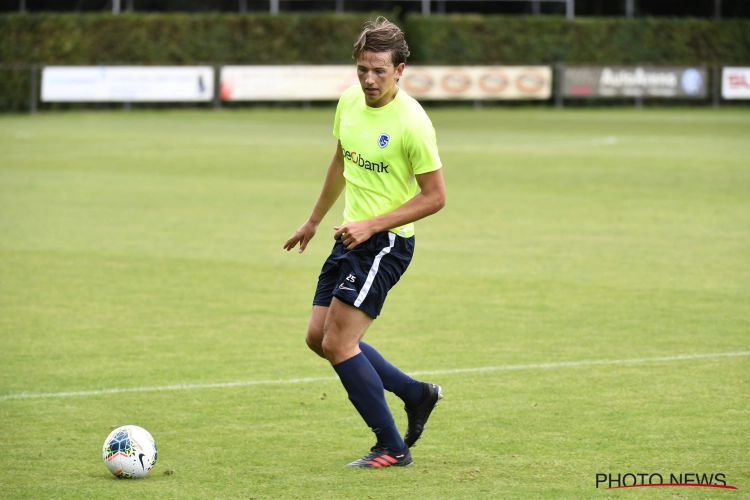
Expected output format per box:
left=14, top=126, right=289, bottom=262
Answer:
left=1, top=12, right=748, bottom=109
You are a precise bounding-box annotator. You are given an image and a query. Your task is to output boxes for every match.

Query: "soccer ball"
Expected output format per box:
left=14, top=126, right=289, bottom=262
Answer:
left=102, top=425, right=158, bottom=478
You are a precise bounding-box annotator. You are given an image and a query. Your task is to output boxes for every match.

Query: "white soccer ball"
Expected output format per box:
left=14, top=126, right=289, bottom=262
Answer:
left=102, top=425, right=158, bottom=478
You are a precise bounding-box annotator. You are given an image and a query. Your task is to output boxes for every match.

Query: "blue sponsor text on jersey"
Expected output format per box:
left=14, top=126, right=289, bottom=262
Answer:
left=342, top=148, right=390, bottom=173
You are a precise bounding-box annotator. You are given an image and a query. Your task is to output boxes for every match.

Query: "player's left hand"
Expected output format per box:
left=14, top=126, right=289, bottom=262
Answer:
left=334, top=221, right=376, bottom=250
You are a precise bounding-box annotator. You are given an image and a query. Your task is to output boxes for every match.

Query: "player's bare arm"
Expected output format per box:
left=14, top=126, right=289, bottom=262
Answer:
left=283, top=141, right=346, bottom=253
left=333, top=168, right=446, bottom=250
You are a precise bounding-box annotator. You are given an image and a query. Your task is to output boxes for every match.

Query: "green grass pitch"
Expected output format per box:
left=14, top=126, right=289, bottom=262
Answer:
left=0, top=106, right=748, bottom=499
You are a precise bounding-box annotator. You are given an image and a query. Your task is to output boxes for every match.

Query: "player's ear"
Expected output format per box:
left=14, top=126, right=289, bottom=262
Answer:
left=395, top=63, right=405, bottom=80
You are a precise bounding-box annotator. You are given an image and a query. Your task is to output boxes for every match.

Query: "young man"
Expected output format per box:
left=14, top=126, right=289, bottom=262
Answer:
left=284, top=17, right=446, bottom=468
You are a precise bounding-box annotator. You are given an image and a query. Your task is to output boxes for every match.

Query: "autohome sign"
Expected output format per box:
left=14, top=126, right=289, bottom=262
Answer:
left=564, top=66, right=707, bottom=99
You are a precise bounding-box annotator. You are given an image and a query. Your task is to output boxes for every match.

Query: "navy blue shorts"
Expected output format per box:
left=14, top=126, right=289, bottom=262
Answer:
left=312, top=231, right=415, bottom=319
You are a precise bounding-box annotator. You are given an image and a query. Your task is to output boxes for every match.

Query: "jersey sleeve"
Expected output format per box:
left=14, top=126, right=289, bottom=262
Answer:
left=404, top=114, right=442, bottom=175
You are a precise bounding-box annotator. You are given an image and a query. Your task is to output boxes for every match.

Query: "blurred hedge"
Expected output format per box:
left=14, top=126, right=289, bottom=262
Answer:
left=1, top=12, right=749, bottom=110
left=407, top=15, right=750, bottom=64
left=0, top=13, right=365, bottom=64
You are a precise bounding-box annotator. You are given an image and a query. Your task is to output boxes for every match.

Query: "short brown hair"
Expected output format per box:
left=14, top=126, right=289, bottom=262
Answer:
left=352, top=17, right=410, bottom=66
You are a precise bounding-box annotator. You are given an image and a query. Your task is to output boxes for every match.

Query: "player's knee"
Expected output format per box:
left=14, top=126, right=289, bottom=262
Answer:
left=305, top=330, right=325, bottom=358
left=320, top=329, right=344, bottom=361
left=320, top=335, right=335, bottom=360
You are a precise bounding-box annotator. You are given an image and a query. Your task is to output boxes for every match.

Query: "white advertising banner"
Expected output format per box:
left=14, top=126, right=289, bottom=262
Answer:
left=722, top=67, right=750, bottom=100
left=220, top=65, right=552, bottom=101
left=41, top=66, right=214, bottom=102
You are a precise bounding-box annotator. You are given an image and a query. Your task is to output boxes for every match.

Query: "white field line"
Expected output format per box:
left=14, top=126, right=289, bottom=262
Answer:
left=2, top=351, right=748, bottom=402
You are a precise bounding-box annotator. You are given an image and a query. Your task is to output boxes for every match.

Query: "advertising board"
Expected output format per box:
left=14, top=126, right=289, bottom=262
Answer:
left=563, top=66, right=708, bottom=99
left=721, top=67, right=750, bottom=100
left=399, top=66, right=552, bottom=100
left=221, top=66, right=357, bottom=101
left=41, top=66, right=214, bottom=102
left=220, top=66, right=552, bottom=101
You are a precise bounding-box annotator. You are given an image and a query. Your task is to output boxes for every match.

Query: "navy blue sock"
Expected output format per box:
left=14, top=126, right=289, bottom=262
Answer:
left=359, top=341, right=424, bottom=407
left=333, top=352, right=406, bottom=452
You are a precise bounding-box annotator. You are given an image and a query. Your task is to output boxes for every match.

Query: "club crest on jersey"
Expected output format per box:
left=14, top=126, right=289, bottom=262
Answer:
left=378, top=133, right=390, bottom=149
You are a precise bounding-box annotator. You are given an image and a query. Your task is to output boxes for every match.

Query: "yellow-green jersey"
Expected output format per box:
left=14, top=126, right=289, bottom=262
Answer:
left=333, top=85, right=442, bottom=238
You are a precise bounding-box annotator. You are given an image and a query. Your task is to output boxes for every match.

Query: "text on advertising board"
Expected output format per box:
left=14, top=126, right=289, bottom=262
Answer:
left=563, top=67, right=707, bottom=99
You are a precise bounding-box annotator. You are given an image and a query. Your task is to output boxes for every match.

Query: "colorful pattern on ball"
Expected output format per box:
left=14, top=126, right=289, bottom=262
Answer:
left=102, top=425, right=158, bottom=479
left=103, top=429, right=135, bottom=461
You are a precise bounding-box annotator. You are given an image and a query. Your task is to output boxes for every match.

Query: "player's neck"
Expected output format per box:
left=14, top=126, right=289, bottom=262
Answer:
left=366, top=86, right=399, bottom=108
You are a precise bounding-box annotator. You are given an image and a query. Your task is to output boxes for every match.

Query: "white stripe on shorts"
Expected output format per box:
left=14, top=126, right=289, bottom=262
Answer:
left=354, top=232, right=396, bottom=308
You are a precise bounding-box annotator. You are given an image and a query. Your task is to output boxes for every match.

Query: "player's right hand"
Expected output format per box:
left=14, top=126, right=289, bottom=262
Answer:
left=284, top=220, right=318, bottom=254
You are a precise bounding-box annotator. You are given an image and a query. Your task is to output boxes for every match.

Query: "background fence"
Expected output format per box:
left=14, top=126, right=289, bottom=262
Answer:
left=4, top=0, right=750, bottom=18
left=5, top=62, right=748, bottom=113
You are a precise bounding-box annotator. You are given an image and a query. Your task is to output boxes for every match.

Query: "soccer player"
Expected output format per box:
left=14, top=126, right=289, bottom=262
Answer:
left=284, top=17, right=445, bottom=468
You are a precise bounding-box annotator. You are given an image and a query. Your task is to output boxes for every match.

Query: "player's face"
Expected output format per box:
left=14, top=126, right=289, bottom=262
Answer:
left=356, top=51, right=405, bottom=108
